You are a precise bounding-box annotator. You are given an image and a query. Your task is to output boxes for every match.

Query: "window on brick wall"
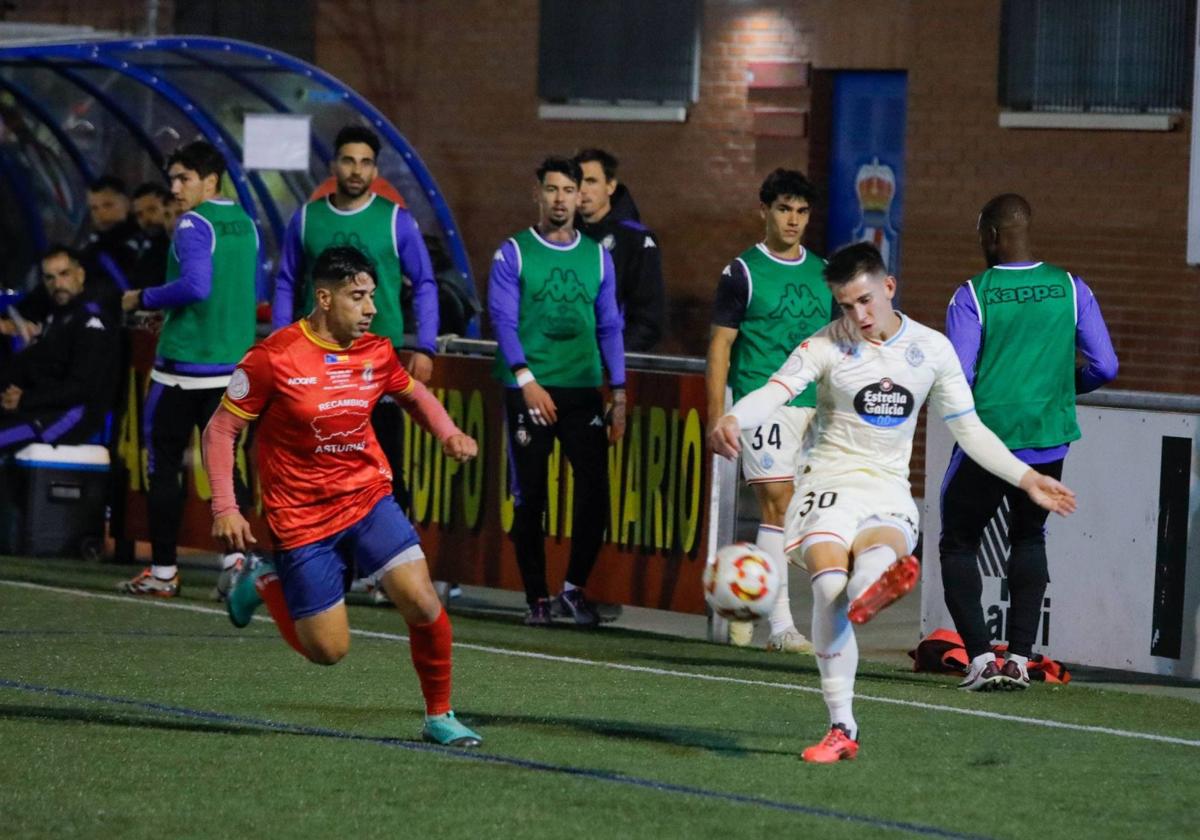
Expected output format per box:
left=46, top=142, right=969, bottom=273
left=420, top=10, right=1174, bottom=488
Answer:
left=537, top=0, right=700, bottom=105
left=999, top=0, right=1194, bottom=113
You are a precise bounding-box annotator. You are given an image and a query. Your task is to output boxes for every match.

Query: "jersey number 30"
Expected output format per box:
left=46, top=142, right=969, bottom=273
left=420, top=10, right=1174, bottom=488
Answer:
left=798, top=490, right=838, bottom=517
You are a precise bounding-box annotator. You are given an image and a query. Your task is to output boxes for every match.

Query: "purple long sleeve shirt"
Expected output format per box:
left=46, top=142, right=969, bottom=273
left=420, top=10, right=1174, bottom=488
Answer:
left=945, top=263, right=1119, bottom=463
left=140, top=209, right=217, bottom=310
left=488, top=230, right=625, bottom=388
left=272, top=199, right=439, bottom=354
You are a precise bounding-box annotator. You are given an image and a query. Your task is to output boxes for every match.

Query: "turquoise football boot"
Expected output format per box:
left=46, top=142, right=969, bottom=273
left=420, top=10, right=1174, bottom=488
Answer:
left=227, top=556, right=273, bottom=628
left=421, top=711, right=482, bottom=747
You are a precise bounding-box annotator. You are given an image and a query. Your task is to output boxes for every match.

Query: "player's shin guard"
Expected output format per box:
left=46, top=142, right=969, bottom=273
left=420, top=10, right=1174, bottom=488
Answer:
left=408, top=607, right=453, bottom=716
left=811, top=568, right=858, bottom=738
left=255, top=572, right=307, bottom=658
left=757, top=525, right=794, bottom=634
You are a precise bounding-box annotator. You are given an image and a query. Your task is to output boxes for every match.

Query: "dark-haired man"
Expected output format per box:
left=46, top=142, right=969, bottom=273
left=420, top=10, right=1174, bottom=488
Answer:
left=117, top=141, right=259, bottom=598
left=130, top=181, right=173, bottom=289
left=489, top=156, right=626, bottom=627
left=0, top=245, right=118, bottom=455
left=709, top=242, right=1076, bottom=763
left=273, top=125, right=437, bottom=529
left=77, top=176, right=140, bottom=321
left=705, top=168, right=832, bottom=654
left=939, top=194, right=1117, bottom=692
left=203, top=245, right=482, bottom=747
left=573, top=148, right=664, bottom=352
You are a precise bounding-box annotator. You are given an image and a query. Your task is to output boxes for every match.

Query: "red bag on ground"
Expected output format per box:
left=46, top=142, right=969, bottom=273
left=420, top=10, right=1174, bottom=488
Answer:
left=908, top=628, right=1071, bottom=684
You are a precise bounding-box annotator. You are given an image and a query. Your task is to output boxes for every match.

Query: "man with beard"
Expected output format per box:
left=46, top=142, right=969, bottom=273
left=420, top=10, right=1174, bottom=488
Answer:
left=0, top=245, right=118, bottom=455
left=488, top=156, right=626, bottom=627
left=272, top=126, right=437, bottom=533
left=130, top=181, right=174, bottom=289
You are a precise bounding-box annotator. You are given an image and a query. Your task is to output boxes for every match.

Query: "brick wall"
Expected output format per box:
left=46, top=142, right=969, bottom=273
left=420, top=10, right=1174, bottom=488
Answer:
left=9, top=0, right=1198, bottom=486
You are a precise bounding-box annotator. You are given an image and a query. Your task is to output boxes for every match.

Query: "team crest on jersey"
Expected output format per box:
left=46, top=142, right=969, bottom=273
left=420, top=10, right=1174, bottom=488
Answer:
left=601, top=234, right=615, bottom=251
left=905, top=344, right=925, bottom=368
left=362, top=362, right=374, bottom=383
left=853, top=378, right=915, bottom=427
left=515, top=425, right=531, bottom=447
left=227, top=368, right=249, bottom=400
left=761, top=454, right=775, bottom=470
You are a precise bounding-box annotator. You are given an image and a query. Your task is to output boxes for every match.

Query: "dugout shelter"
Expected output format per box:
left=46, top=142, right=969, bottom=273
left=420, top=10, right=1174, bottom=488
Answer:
left=0, top=34, right=479, bottom=326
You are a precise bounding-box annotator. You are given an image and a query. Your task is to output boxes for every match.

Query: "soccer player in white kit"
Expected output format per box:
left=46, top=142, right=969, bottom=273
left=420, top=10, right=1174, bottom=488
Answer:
left=708, top=243, right=1075, bottom=763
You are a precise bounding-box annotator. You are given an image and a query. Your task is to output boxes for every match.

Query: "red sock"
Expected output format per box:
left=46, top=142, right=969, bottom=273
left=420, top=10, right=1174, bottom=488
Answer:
left=255, top=572, right=308, bottom=658
left=408, top=608, right=453, bottom=716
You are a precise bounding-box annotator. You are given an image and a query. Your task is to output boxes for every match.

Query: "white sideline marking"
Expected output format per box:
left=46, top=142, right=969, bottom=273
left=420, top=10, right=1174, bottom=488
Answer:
left=3, top=578, right=1198, bottom=749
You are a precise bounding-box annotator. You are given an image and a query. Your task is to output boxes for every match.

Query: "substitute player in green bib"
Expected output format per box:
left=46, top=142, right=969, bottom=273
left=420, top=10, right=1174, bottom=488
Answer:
left=273, top=125, right=438, bottom=535
left=488, top=156, right=626, bottom=627
left=940, top=194, right=1117, bottom=691
left=118, top=141, right=259, bottom=597
left=706, top=168, right=833, bottom=652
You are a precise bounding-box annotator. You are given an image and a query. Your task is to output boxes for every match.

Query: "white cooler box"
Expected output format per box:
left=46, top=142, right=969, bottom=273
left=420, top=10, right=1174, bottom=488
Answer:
left=13, top=443, right=110, bottom=557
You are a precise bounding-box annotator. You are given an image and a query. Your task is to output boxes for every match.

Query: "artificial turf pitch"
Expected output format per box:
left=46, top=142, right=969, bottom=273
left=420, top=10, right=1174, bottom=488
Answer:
left=0, top=555, right=1196, bottom=840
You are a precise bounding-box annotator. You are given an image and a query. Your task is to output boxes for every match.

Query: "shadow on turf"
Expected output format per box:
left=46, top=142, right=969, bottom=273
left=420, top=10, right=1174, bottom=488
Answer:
left=462, top=710, right=794, bottom=758
left=0, top=703, right=259, bottom=737
left=629, top=651, right=937, bottom=688
left=0, top=702, right=791, bottom=760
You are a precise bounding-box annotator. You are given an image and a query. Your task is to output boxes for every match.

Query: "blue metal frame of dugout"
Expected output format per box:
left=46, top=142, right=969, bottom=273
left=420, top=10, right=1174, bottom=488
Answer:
left=0, top=35, right=478, bottom=328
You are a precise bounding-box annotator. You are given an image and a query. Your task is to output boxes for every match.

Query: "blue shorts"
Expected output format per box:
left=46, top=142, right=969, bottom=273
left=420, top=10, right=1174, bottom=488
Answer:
left=275, top=495, right=424, bottom=620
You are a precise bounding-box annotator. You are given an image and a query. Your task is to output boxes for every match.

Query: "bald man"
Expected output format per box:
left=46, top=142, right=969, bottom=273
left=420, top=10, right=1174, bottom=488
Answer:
left=939, top=194, right=1118, bottom=691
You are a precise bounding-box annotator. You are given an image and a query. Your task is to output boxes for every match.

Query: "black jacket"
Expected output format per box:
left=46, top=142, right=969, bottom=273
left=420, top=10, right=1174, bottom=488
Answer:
left=4, top=295, right=119, bottom=434
left=576, top=212, right=666, bottom=352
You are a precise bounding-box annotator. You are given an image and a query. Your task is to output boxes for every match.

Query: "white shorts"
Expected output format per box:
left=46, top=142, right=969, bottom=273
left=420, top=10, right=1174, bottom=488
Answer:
left=739, top=405, right=816, bottom=484
left=783, top=471, right=919, bottom=568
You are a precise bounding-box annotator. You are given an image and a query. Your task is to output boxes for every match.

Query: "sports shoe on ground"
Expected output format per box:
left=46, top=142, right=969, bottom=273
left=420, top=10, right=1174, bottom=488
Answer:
left=524, top=598, right=554, bottom=627
left=801, top=723, right=859, bottom=763
left=118, top=568, right=180, bottom=598
left=728, top=619, right=754, bottom=647
left=556, top=588, right=600, bottom=627
left=959, top=658, right=1003, bottom=691
left=213, top=553, right=246, bottom=601
left=997, top=658, right=1030, bottom=690
left=766, top=626, right=814, bottom=654
left=421, top=711, right=482, bottom=747
left=847, top=555, right=920, bottom=625
left=227, top=558, right=274, bottom=628
left=447, top=583, right=463, bottom=600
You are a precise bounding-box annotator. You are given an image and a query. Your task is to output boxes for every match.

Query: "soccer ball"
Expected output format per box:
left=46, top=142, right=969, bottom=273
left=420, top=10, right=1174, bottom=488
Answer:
left=703, top=542, right=781, bottom=620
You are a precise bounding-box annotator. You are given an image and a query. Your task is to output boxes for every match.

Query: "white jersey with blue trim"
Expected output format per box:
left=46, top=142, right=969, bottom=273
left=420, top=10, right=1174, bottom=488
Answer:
left=767, top=314, right=975, bottom=484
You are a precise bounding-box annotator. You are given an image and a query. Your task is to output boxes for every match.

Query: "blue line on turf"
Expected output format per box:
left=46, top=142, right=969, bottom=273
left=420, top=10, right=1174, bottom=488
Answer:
left=0, top=629, right=254, bottom=640
left=0, top=678, right=993, bottom=840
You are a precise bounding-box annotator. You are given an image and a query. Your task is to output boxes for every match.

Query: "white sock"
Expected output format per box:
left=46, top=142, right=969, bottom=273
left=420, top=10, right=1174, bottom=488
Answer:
left=758, top=525, right=794, bottom=634
left=846, top=544, right=897, bottom=603
left=151, top=564, right=178, bottom=580
left=811, top=568, right=858, bottom=739
left=221, top=552, right=245, bottom=571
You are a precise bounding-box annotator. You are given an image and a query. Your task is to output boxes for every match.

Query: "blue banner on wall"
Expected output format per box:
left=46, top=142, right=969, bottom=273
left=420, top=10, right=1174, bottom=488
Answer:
left=826, top=71, right=907, bottom=279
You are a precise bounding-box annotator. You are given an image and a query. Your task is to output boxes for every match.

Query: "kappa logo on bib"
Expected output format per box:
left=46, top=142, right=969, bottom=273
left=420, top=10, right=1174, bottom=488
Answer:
left=853, top=378, right=915, bottom=427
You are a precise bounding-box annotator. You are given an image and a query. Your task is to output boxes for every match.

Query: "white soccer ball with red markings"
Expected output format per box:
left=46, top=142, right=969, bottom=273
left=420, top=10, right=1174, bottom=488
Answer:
left=703, top=542, right=781, bottom=620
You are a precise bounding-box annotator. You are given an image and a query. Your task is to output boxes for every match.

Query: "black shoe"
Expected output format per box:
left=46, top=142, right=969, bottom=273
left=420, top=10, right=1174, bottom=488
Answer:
left=557, top=588, right=600, bottom=627
left=524, top=598, right=553, bottom=627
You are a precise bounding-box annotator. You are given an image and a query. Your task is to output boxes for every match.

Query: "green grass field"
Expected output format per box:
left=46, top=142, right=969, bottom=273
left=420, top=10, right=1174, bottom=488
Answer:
left=1, top=555, right=1196, bottom=840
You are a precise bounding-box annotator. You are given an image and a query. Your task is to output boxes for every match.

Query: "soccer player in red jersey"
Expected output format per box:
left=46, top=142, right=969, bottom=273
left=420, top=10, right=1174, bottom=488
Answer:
left=201, top=245, right=482, bottom=747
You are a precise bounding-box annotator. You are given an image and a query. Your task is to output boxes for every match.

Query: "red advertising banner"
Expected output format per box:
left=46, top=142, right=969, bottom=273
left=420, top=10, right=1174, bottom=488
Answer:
left=115, top=329, right=713, bottom=613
